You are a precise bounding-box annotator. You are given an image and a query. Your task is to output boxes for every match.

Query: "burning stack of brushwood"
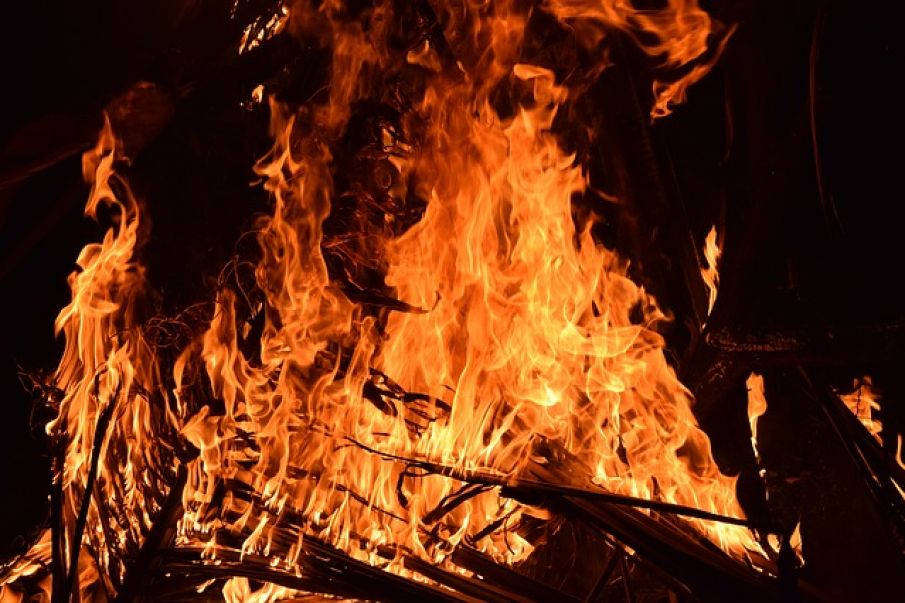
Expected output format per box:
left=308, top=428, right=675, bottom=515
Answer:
left=1, top=1, right=904, bottom=602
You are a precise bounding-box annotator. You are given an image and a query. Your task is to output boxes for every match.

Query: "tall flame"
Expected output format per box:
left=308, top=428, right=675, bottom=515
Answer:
left=3, top=117, right=175, bottom=601
left=701, top=224, right=721, bottom=318
left=746, top=373, right=767, bottom=466
left=50, top=117, right=176, bottom=591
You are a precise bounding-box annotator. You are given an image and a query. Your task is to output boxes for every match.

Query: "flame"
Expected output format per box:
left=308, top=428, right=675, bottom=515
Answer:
left=839, top=376, right=882, bottom=444
left=0, top=532, right=107, bottom=603
left=51, top=117, right=175, bottom=590
left=898, top=435, right=905, bottom=471
left=701, top=225, right=721, bottom=318
left=838, top=378, right=905, bottom=502
left=746, top=373, right=767, bottom=466
left=2, top=117, right=163, bottom=600
left=0, top=531, right=52, bottom=603
left=544, top=0, right=735, bottom=118
left=178, top=0, right=755, bottom=574
left=239, top=4, right=290, bottom=55
left=251, top=84, right=265, bottom=104
left=4, top=1, right=758, bottom=600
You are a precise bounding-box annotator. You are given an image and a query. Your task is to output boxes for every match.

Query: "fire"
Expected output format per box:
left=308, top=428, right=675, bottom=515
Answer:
left=191, top=0, right=758, bottom=576
left=239, top=4, right=290, bottom=54
left=746, top=373, right=767, bottom=466
left=49, top=117, right=175, bottom=592
left=2, top=117, right=173, bottom=602
left=838, top=376, right=882, bottom=443
left=544, top=0, right=735, bottom=118
left=701, top=225, right=721, bottom=318
left=837, top=378, right=905, bottom=502
left=3, top=1, right=763, bottom=600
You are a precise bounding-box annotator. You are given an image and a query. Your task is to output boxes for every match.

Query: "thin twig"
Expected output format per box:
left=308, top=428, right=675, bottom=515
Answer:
left=584, top=546, right=622, bottom=603
left=62, top=383, right=121, bottom=602
left=50, top=442, right=67, bottom=603
left=114, top=464, right=188, bottom=603
left=346, top=437, right=773, bottom=531
left=619, top=554, right=636, bottom=603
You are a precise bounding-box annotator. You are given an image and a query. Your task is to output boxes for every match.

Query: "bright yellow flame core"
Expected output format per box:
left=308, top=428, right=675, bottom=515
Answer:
left=746, top=373, right=767, bottom=463
left=701, top=225, right=721, bottom=317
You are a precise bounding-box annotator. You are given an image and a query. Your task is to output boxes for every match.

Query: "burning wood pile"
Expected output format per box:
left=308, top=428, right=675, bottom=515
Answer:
left=1, top=1, right=903, bottom=601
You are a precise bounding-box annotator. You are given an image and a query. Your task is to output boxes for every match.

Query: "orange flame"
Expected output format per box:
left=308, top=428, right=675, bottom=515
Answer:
left=544, top=0, right=735, bottom=118
left=746, top=373, right=767, bottom=466
left=2, top=117, right=173, bottom=601
left=837, top=378, right=905, bottom=502
left=839, top=376, right=882, bottom=444
left=701, top=225, right=721, bottom=318
left=49, top=117, right=168, bottom=591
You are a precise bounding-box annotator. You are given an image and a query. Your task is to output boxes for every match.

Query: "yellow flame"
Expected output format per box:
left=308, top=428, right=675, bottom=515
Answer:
left=701, top=225, right=721, bottom=318
left=746, top=373, right=767, bottom=465
left=839, top=376, right=882, bottom=444
left=239, top=5, right=290, bottom=55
